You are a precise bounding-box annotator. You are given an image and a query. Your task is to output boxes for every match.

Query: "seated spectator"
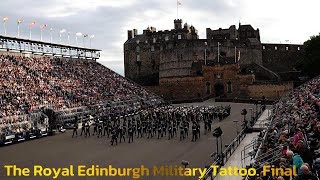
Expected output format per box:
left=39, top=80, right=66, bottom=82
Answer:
left=0, top=54, right=163, bottom=137
left=294, top=164, right=317, bottom=180
left=287, top=150, right=304, bottom=175
left=293, top=140, right=313, bottom=168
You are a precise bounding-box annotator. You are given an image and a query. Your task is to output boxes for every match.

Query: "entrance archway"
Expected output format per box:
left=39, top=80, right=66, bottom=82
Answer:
left=206, top=82, right=211, bottom=95
left=214, top=83, right=224, bottom=97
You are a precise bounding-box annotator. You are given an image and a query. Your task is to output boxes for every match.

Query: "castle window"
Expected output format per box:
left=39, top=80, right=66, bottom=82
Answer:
left=298, top=47, right=300, bottom=51
left=165, top=36, right=169, bottom=41
left=136, top=55, right=140, bottom=62
left=206, top=82, right=211, bottom=95
left=286, top=47, right=289, bottom=50
left=151, top=45, right=154, bottom=52
left=136, top=46, right=140, bottom=53
left=178, top=34, right=181, bottom=39
left=153, top=38, right=156, bottom=43
left=180, top=54, right=183, bottom=60
left=227, top=81, right=232, bottom=93
left=151, top=54, right=155, bottom=69
left=275, top=46, right=277, bottom=50
left=203, top=51, right=208, bottom=60
left=262, top=46, right=265, bottom=50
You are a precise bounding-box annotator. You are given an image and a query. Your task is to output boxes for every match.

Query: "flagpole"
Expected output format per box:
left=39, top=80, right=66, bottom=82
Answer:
left=177, top=0, right=178, bottom=19
left=234, top=46, right=236, bottom=63
left=17, top=24, right=20, bottom=37
left=218, top=42, right=220, bottom=63
left=4, top=22, right=7, bottom=36
left=29, top=26, right=32, bottom=39
left=50, top=29, right=53, bottom=43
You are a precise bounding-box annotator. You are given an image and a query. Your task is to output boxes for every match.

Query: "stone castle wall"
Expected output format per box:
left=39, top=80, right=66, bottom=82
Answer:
left=246, top=82, right=293, bottom=100
left=261, top=43, right=304, bottom=72
left=124, top=21, right=302, bottom=102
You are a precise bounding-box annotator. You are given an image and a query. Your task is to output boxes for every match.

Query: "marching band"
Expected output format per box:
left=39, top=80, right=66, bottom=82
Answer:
left=72, top=105, right=232, bottom=145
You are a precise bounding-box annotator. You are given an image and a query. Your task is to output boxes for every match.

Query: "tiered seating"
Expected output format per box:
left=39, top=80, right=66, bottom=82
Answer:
left=0, top=54, right=163, bottom=143
left=250, top=76, right=320, bottom=179
left=0, top=55, right=66, bottom=117
left=15, top=56, right=159, bottom=107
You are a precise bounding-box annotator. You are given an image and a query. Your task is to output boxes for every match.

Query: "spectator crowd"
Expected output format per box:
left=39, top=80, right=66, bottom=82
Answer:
left=249, top=77, right=320, bottom=180
left=0, top=54, right=162, bottom=140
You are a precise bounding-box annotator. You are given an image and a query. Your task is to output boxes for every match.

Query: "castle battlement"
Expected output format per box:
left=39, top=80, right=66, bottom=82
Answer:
left=124, top=19, right=303, bottom=87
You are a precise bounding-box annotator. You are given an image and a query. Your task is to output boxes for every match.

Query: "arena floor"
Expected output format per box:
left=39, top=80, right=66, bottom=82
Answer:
left=0, top=99, right=256, bottom=180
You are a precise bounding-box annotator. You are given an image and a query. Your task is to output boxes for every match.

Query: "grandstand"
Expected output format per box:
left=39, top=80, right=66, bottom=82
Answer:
left=0, top=35, right=163, bottom=145
left=0, top=27, right=319, bottom=180
left=197, top=76, right=320, bottom=180
left=244, top=76, right=320, bottom=179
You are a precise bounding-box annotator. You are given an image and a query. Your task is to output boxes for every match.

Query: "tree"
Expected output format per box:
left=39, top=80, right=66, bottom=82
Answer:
left=300, top=33, right=320, bottom=78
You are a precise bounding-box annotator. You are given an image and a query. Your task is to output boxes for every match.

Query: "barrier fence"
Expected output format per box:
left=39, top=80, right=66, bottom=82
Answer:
left=198, top=107, right=265, bottom=180
left=199, top=128, right=247, bottom=180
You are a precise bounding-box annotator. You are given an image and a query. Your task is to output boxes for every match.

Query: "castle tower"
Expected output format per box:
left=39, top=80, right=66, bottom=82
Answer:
left=174, top=19, right=183, bottom=29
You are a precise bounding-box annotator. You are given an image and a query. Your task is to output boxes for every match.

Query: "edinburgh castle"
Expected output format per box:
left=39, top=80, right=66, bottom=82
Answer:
left=124, top=19, right=304, bottom=102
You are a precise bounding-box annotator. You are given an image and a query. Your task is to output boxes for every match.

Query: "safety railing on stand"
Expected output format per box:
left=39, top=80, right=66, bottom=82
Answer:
left=240, top=138, right=261, bottom=168
left=198, top=128, right=247, bottom=180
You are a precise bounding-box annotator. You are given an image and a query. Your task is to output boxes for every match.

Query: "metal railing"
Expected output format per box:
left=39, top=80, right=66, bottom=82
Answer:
left=198, top=108, right=271, bottom=180
left=198, top=128, right=247, bottom=180
left=223, top=129, right=247, bottom=165
left=241, top=138, right=260, bottom=168
left=242, top=76, right=320, bottom=180
left=253, top=145, right=283, bottom=170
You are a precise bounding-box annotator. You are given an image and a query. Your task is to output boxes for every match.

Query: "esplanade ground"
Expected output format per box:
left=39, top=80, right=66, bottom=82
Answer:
left=0, top=99, right=257, bottom=180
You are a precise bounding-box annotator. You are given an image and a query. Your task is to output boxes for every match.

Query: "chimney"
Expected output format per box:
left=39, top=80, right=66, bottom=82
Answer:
left=127, top=30, right=133, bottom=40
left=133, top=29, right=138, bottom=37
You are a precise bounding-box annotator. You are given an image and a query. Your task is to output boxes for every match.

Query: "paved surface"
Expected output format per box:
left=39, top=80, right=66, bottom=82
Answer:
left=215, top=109, right=272, bottom=180
left=0, top=99, right=256, bottom=180
left=253, top=109, right=272, bottom=130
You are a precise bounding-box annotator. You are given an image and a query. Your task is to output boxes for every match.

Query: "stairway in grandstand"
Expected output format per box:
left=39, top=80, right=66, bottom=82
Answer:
left=216, top=109, right=272, bottom=180
left=198, top=109, right=273, bottom=180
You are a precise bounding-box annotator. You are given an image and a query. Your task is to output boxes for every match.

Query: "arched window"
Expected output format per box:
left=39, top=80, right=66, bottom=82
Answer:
left=206, top=82, right=211, bottom=95
left=227, top=81, right=232, bottom=93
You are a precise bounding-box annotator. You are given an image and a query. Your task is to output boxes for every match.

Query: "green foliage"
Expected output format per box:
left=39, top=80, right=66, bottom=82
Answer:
left=301, top=33, right=320, bottom=78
